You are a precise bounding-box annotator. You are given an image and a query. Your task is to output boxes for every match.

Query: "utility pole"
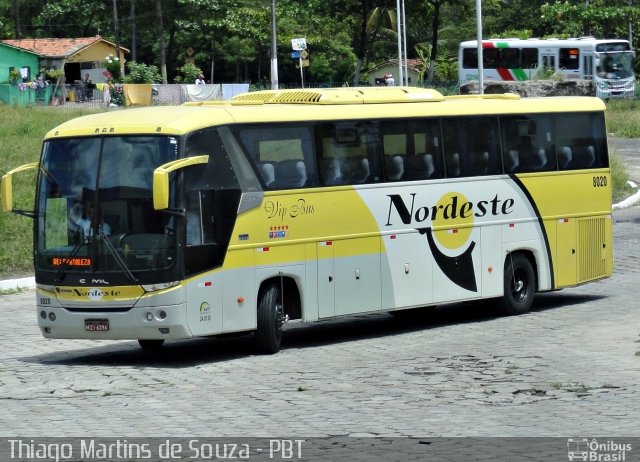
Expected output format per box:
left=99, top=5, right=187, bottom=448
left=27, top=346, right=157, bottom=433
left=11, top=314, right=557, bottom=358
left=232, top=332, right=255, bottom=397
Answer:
left=476, top=0, right=484, bottom=94
left=396, top=0, right=404, bottom=85
left=271, top=0, right=279, bottom=90
left=628, top=0, right=634, bottom=47
left=112, top=0, right=121, bottom=73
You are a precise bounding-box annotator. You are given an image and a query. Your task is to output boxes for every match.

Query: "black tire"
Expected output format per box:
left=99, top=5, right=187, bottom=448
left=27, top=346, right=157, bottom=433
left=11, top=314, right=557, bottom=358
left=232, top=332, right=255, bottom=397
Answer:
left=256, top=282, right=285, bottom=354
left=138, top=339, right=165, bottom=350
left=500, top=253, right=535, bottom=315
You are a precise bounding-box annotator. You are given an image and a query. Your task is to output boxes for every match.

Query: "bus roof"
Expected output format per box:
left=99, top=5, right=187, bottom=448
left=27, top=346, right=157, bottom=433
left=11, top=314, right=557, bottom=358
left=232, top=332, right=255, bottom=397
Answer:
left=44, top=87, right=605, bottom=139
left=460, top=37, right=630, bottom=49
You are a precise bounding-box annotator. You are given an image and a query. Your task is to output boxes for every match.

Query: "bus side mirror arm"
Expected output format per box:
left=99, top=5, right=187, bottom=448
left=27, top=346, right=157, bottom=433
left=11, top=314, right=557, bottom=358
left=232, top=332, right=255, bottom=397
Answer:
left=153, top=155, right=209, bottom=210
left=1, top=162, right=39, bottom=216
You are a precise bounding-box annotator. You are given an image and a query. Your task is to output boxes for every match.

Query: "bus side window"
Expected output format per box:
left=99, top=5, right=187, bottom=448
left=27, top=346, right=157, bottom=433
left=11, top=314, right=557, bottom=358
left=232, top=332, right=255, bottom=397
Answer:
left=521, top=48, right=539, bottom=73
left=234, top=125, right=317, bottom=189
left=554, top=113, right=606, bottom=170
left=466, top=117, right=500, bottom=176
left=317, top=122, right=378, bottom=185
left=559, top=48, right=580, bottom=70
left=501, top=116, right=554, bottom=173
left=462, top=48, right=478, bottom=69
left=381, top=123, right=407, bottom=182
left=442, top=119, right=461, bottom=177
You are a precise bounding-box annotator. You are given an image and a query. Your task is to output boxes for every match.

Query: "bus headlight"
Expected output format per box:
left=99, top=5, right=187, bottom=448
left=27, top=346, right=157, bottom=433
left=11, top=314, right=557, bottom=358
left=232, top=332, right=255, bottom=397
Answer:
left=141, top=281, right=180, bottom=293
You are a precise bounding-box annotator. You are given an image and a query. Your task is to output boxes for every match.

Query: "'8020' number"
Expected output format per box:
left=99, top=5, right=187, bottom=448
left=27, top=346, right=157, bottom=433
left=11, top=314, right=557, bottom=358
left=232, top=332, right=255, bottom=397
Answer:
left=593, top=176, right=607, bottom=187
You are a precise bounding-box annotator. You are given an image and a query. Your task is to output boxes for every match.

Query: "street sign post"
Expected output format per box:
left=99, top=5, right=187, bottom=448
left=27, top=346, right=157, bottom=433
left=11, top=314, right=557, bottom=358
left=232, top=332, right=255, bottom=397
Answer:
left=291, top=38, right=308, bottom=88
left=291, top=38, right=307, bottom=51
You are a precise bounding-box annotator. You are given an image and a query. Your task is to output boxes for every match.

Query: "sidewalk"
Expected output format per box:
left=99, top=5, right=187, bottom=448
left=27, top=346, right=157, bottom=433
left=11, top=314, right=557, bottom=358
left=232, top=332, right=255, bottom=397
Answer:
left=0, top=276, right=35, bottom=291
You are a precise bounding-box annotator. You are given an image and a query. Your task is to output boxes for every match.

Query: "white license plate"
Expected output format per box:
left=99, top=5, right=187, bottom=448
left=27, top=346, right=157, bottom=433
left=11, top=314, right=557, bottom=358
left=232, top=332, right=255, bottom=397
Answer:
left=85, top=319, right=109, bottom=332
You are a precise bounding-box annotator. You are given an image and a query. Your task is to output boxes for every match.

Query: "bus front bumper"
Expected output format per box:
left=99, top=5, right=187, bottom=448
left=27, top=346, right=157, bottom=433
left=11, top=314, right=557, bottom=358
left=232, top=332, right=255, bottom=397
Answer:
left=37, top=303, right=193, bottom=340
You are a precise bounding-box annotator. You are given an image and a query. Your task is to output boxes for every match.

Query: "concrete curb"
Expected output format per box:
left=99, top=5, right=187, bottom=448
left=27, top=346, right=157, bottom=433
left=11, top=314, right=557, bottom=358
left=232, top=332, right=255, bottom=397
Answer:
left=0, top=276, right=36, bottom=292
left=612, top=189, right=640, bottom=210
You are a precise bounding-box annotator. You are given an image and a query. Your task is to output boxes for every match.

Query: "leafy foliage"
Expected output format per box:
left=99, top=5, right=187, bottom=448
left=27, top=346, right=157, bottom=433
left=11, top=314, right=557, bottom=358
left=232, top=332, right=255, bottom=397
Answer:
left=1, top=0, right=638, bottom=85
left=174, top=63, right=203, bottom=83
left=103, top=54, right=121, bottom=81
left=123, top=61, right=162, bottom=83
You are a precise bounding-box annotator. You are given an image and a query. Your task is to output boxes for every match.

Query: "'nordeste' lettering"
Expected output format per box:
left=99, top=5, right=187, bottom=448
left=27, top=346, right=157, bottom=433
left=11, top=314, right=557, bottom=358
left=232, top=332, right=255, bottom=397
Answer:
left=385, top=193, right=515, bottom=226
left=73, top=288, right=122, bottom=297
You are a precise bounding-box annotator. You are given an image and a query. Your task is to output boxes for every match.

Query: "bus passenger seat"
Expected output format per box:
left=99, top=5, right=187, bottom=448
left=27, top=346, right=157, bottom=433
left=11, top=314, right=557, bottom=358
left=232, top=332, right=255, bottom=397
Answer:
left=507, top=150, right=519, bottom=172
left=585, top=145, right=595, bottom=167
left=447, top=152, right=461, bottom=177
left=475, top=151, right=489, bottom=174
left=340, top=156, right=370, bottom=184
left=559, top=146, right=572, bottom=169
left=405, top=154, right=435, bottom=180
left=275, top=159, right=307, bottom=188
left=319, top=157, right=342, bottom=185
left=424, top=154, right=435, bottom=178
left=259, top=162, right=276, bottom=187
left=534, top=148, right=547, bottom=170
left=384, top=155, right=404, bottom=181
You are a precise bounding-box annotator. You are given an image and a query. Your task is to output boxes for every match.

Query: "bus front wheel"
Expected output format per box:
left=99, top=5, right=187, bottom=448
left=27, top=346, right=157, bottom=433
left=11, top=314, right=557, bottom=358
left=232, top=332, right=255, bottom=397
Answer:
left=500, top=253, right=535, bottom=315
left=256, top=282, right=284, bottom=354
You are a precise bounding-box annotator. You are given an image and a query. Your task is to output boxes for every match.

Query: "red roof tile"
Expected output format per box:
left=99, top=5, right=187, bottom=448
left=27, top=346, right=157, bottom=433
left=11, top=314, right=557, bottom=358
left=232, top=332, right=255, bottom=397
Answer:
left=1, top=37, right=104, bottom=58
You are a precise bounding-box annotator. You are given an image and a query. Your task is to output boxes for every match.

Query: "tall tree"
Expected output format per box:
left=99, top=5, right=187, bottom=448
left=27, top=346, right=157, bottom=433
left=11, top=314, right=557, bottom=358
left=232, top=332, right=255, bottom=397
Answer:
left=156, top=0, right=167, bottom=83
left=424, top=0, right=465, bottom=82
left=129, top=0, right=137, bottom=62
left=541, top=0, right=639, bottom=42
left=12, top=0, right=20, bottom=38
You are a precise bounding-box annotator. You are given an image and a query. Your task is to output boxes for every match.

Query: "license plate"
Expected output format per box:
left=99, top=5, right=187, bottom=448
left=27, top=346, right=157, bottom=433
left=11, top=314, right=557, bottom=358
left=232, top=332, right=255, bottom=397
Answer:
left=85, top=318, right=109, bottom=332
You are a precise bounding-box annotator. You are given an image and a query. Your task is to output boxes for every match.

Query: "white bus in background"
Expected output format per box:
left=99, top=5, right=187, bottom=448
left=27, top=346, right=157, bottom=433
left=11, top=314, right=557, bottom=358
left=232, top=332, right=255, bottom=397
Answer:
left=459, top=37, right=636, bottom=98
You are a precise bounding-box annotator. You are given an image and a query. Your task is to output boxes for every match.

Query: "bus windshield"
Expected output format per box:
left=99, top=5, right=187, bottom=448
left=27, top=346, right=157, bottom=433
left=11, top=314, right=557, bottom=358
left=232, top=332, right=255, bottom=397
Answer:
left=597, top=52, right=634, bottom=79
left=35, top=136, right=179, bottom=279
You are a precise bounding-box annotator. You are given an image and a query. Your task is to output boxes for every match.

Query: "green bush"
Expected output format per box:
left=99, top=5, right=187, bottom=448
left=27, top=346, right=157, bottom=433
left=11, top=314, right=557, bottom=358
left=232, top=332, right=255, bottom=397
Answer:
left=123, top=61, right=162, bottom=84
left=174, top=63, right=202, bottom=84
left=103, top=54, right=122, bottom=81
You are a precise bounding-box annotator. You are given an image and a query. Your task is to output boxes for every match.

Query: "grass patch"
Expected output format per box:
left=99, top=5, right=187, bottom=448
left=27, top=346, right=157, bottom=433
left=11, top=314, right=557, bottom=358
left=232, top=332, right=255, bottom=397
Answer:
left=606, top=99, right=640, bottom=138
left=0, top=287, right=27, bottom=296
left=610, top=152, right=634, bottom=202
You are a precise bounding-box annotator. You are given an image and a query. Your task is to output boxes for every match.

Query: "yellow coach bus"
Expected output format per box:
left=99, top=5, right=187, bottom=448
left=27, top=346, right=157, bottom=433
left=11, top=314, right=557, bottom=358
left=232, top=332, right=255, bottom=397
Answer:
left=1, top=87, right=613, bottom=353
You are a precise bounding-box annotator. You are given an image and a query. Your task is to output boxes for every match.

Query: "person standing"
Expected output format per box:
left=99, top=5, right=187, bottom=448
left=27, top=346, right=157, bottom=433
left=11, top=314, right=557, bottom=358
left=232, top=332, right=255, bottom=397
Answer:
left=83, top=73, right=93, bottom=101
left=195, top=74, right=206, bottom=84
left=385, top=73, right=395, bottom=86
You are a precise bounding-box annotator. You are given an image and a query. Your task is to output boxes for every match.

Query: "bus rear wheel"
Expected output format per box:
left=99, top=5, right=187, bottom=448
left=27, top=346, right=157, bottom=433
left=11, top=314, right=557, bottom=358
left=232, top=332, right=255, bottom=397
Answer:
left=500, top=253, right=535, bottom=315
left=138, top=339, right=165, bottom=350
left=256, top=282, right=285, bottom=354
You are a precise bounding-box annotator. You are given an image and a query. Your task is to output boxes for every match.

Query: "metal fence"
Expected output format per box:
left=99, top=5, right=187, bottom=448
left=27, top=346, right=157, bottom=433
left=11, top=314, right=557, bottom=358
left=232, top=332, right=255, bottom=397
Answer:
left=1, top=79, right=637, bottom=108
left=0, top=83, right=250, bottom=109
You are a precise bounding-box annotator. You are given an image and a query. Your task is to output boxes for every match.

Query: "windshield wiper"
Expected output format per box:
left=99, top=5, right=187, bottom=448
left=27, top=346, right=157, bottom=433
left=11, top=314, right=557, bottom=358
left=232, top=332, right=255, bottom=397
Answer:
left=53, top=235, right=85, bottom=283
left=98, top=231, right=138, bottom=284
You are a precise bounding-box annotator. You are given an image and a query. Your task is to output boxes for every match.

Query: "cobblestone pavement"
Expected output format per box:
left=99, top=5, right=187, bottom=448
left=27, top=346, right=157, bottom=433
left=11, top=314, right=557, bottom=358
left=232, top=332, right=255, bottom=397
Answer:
left=0, top=205, right=638, bottom=440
